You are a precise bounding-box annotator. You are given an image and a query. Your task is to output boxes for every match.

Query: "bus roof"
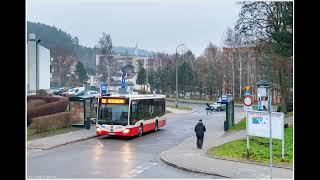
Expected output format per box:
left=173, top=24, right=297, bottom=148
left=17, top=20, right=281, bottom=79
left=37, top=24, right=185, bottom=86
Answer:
left=100, top=94, right=166, bottom=99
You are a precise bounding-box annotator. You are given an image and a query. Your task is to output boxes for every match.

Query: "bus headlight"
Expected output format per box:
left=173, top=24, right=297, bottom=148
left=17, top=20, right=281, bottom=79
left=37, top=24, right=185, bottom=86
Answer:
left=123, top=129, right=130, bottom=134
left=96, top=125, right=101, bottom=132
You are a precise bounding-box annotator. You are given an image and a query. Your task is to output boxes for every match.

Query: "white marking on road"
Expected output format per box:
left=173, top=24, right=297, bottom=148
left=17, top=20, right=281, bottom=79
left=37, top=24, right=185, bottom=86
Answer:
left=97, top=141, right=104, bottom=147
left=127, top=162, right=158, bottom=177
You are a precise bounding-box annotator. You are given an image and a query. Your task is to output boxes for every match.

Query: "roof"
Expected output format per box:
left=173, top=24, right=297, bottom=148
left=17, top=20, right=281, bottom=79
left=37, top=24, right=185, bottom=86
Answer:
left=100, top=94, right=166, bottom=99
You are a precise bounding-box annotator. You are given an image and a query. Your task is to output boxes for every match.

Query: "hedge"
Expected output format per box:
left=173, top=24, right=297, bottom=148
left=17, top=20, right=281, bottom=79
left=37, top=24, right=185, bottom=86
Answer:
left=27, top=99, right=47, bottom=109
left=30, top=112, right=70, bottom=133
left=27, top=96, right=68, bottom=125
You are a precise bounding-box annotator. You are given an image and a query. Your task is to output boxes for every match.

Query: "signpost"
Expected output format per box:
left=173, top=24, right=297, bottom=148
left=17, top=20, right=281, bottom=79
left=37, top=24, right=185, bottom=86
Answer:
left=243, top=85, right=253, bottom=111
left=246, top=110, right=285, bottom=179
left=252, top=80, right=284, bottom=179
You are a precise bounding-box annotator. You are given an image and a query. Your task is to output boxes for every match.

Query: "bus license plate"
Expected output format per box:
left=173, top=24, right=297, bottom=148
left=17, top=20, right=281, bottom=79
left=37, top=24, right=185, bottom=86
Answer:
left=109, top=132, right=115, bottom=135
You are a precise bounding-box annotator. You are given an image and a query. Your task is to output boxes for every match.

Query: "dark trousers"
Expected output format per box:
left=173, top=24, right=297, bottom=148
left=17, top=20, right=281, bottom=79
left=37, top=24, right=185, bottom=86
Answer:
left=196, top=136, right=204, bottom=149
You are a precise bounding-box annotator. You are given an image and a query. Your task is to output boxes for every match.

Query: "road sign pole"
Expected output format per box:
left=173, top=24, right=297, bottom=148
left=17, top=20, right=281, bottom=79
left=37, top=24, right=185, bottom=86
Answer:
left=268, top=94, right=272, bottom=179
left=282, top=115, right=285, bottom=160
left=246, top=110, right=249, bottom=153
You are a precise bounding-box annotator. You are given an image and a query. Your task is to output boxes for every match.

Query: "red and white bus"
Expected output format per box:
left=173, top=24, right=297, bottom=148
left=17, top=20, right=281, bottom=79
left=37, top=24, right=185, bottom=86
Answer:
left=96, top=94, right=166, bottom=137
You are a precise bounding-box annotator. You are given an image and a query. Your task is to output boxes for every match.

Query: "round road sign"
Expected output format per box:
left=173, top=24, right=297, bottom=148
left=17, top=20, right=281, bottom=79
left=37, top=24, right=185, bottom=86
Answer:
left=243, top=96, right=252, bottom=106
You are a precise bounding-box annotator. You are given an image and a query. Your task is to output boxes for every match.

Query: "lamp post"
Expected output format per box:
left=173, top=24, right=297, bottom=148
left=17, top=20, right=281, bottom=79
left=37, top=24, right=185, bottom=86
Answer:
left=176, top=43, right=185, bottom=108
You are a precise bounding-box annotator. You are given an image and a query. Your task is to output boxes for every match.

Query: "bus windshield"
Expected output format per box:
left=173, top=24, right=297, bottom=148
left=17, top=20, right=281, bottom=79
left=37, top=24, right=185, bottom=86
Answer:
left=98, top=104, right=129, bottom=125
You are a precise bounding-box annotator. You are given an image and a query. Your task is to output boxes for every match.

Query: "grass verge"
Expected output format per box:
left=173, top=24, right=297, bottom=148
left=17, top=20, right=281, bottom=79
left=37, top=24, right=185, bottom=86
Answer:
left=285, top=111, right=293, bottom=118
left=27, top=126, right=81, bottom=141
left=227, top=117, right=246, bottom=132
left=207, top=126, right=293, bottom=167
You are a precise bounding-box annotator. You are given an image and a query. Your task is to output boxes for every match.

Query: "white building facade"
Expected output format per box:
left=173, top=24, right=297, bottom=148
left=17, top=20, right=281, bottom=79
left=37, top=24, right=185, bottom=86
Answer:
left=27, top=33, right=51, bottom=92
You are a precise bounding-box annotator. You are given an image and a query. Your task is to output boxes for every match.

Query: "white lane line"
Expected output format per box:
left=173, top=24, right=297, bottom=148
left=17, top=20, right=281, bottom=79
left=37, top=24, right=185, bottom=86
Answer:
left=98, top=141, right=104, bottom=147
left=127, top=162, right=158, bottom=177
left=136, top=170, right=144, bottom=174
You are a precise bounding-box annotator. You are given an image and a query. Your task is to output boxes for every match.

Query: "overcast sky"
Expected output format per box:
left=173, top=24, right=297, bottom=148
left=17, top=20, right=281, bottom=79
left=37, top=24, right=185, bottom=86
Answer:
left=27, top=0, right=241, bottom=57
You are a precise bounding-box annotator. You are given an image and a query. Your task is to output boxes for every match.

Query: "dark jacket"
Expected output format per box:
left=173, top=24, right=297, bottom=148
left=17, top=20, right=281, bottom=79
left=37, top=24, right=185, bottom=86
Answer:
left=195, top=122, right=206, bottom=137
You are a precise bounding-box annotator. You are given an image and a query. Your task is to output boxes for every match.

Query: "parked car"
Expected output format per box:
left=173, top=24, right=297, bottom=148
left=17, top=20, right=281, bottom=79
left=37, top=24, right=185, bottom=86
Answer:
left=84, top=90, right=99, bottom=96
left=210, top=102, right=226, bottom=111
left=62, top=87, right=84, bottom=97
left=75, top=89, right=86, bottom=96
left=53, top=88, right=67, bottom=96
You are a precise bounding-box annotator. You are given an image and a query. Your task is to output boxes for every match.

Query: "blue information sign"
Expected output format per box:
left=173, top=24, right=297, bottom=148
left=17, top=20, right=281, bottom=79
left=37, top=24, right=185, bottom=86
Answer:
left=244, top=91, right=252, bottom=96
left=221, top=95, right=228, bottom=102
left=100, top=83, right=108, bottom=95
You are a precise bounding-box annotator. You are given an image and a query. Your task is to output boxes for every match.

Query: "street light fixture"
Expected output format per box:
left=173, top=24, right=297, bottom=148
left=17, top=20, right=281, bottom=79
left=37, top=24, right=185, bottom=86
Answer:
left=175, top=43, right=185, bottom=108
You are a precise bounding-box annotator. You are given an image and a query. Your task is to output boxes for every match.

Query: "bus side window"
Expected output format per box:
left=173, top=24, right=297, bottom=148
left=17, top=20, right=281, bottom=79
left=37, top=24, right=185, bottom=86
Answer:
left=153, top=99, right=159, bottom=117
left=148, top=99, right=153, bottom=119
left=138, top=100, right=145, bottom=120
left=160, top=98, right=165, bottom=116
left=130, top=100, right=138, bottom=125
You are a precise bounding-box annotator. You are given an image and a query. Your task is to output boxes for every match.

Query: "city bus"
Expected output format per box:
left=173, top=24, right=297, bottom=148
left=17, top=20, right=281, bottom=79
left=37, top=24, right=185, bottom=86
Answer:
left=96, top=94, right=166, bottom=137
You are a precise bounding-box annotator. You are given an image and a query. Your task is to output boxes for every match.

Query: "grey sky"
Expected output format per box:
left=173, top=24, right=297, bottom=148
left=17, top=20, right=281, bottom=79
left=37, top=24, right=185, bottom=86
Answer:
left=27, top=0, right=241, bottom=57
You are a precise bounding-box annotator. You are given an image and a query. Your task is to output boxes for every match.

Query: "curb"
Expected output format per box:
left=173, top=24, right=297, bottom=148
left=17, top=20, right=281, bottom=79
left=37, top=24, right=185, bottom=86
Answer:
left=206, top=154, right=293, bottom=170
left=28, top=134, right=98, bottom=150
left=160, top=151, right=229, bottom=178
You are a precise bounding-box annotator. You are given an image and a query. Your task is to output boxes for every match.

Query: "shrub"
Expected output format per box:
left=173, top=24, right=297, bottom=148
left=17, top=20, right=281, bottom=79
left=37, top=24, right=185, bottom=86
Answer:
left=30, top=112, right=70, bottom=133
left=27, top=96, right=68, bottom=125
left=27, top=99, right=46, bottom=109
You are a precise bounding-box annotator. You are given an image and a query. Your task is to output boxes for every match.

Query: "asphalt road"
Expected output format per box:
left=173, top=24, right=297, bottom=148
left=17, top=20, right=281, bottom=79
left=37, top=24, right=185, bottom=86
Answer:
left=27, top=102, right=244, bottom=178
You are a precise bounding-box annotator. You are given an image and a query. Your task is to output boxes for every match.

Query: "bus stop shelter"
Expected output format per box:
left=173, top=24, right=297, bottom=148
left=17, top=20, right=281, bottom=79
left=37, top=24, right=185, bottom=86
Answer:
left=69, top=95, right=98, bottom=129
left=218, top=95, right=234, bottom=131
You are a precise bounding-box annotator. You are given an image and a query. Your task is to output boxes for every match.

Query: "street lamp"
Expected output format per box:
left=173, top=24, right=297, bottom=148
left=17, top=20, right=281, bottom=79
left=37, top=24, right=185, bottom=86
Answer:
left=175, top=43, right=185, bottom=108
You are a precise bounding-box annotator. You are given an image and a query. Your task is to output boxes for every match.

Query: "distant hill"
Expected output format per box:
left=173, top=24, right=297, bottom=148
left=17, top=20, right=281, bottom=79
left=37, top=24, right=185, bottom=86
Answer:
left=112, top=46, right=155, bottom=57
left=27, top=21, right=155, bottom=73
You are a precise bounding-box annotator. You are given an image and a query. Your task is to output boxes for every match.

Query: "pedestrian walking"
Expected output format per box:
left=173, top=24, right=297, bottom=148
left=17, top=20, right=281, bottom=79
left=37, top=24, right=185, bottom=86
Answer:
left=194, top=119, right=206, bottom=149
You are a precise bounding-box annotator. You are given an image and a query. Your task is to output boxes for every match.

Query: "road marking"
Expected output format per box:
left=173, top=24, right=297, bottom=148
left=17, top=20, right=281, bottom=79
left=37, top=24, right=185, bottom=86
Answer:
left=97, top=140, right=104, bottom=147
left=127, top=162, right=158, bottom=177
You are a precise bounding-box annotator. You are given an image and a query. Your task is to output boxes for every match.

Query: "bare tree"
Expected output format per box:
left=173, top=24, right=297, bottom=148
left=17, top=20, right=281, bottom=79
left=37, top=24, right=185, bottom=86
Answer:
left=235, top=1, right=293, bottom=113
left=52, top=55, right=76, bottom=86
left=97, top=33, right=113, bottom=83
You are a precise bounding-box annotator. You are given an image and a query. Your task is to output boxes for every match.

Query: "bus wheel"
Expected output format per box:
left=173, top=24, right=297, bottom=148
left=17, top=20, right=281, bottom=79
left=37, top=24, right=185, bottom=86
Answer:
left=138, top=124, right=143, bottom=137
left=155, top=121, right=158, bottom=132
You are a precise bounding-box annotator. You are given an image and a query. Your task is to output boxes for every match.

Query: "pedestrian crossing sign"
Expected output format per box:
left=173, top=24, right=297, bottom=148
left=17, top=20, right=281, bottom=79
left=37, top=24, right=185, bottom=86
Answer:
left=244, top=91, right=251, bottom=96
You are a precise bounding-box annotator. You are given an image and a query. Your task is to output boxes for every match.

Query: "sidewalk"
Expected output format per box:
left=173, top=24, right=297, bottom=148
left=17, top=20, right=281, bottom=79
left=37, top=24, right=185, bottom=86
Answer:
left=160, top=113, right=293, bottom=178
left=27, top=127, right=97, bottom=150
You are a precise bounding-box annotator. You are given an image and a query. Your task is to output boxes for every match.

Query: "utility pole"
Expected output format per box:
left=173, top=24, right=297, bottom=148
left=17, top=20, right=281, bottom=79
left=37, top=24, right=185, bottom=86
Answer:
left=232, top=50, right=235, bottom=98
left=239, top=48, right=242, bottom=100
left=146, top=57, right=148, bottom=93
left=176, top=43, right=185, bottom=108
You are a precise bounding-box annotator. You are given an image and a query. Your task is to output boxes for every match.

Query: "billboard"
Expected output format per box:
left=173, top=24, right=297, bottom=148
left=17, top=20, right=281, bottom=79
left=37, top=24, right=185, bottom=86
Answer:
left=246, top=110, right=284, bottom=140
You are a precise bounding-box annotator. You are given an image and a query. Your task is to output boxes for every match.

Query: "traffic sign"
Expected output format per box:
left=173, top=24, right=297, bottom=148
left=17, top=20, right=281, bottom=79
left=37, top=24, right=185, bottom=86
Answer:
left=243, top=96, right=252, bottom=106
left=100, top=83, right=108, bottom=95
left=244, top=91, right=252, bottom=96
left=245, top=86, right=251, bottom=91
left=221, top=95, right=228, bottom=102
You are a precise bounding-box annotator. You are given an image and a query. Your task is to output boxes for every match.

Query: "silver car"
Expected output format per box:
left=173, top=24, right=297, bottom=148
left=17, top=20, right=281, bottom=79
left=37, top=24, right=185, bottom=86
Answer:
left=210, top=102, right=226, bottom=111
